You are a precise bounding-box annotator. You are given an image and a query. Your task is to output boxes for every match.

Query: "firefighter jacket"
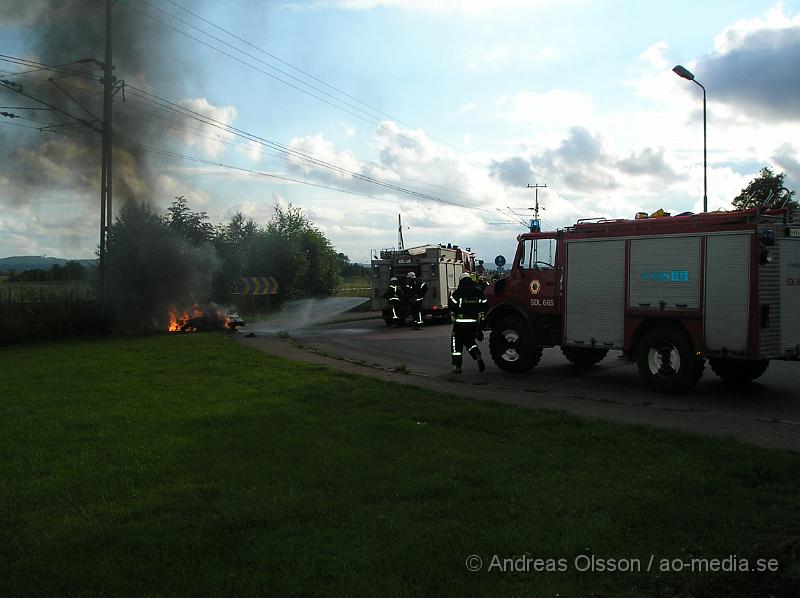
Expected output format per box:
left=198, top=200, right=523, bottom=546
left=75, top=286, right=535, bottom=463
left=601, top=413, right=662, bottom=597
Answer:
left=383, top=281, right=402, bottom=302
left=448, top=279, right=488, bottom=322
left=404, top=279, right=428, bottom=302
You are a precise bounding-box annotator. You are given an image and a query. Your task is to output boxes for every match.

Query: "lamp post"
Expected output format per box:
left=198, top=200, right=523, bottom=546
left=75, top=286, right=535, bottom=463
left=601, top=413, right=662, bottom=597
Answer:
left=673, top=65, right=707, bottom=213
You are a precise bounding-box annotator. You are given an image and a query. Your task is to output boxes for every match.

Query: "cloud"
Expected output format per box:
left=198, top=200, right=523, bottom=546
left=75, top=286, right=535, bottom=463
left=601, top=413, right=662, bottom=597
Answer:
left=491, top=127, right=678, bottom=198
left=490, top=156, right=535, bottom=188
left=695, top=5, right=800, bottom=121
left=772, top=143, right=800, bottom=189
left=283, top=122, right=500, bottom=209
left=616, top=147, right=675, bottom=178
left=175, top=98, right=238, bottom=159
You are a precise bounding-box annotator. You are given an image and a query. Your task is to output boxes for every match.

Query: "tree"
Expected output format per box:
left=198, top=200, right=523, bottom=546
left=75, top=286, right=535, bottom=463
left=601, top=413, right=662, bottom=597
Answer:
left=165, top=195, right=215, bottom=244
left=732, top=167, right=797, bottom=210
left=336, top=253, right=369, bottom=277
left=245, top=203, right=341, bottom=299
left=212, top=211, right=260, bottom=298
left=107, top=200, right=219, bottom=326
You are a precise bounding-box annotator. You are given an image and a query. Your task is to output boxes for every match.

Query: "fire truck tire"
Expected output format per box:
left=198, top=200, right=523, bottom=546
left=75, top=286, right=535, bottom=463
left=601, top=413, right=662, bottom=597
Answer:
left=561, top=346, right=609, bottom=366
left=636, top=327, right=704, bottom=394
left=709, top=358, right=769, bottom=382
left=489, top=317, right=542, bottom=373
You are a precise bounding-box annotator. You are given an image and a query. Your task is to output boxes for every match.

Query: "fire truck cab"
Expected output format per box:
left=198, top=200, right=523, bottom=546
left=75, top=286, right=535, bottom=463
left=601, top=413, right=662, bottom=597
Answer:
left=484, top=207, right=800, bottom=393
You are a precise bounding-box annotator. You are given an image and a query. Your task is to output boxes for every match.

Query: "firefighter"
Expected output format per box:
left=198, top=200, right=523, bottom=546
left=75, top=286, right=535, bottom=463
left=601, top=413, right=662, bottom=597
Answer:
left=403, top=271, right=427, bottom=330
left=448, top=272, right=488, bottom=373
left=383, top=276, right=402, bottom=326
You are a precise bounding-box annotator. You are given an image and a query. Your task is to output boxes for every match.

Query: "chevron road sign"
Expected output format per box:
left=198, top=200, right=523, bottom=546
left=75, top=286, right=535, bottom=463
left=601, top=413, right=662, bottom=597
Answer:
left=234, top=276, right=279, bottom=295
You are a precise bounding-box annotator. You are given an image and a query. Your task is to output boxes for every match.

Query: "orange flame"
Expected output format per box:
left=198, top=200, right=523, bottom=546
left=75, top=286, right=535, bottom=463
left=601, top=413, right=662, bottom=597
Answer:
left=167, top=303, right=237, bottom=332
left=167, top=304, right=191, bottom=332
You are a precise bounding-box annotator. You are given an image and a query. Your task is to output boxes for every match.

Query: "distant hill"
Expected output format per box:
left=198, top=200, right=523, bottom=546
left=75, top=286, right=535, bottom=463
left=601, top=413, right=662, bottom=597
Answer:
left=0, top=256, right=97, bottom=273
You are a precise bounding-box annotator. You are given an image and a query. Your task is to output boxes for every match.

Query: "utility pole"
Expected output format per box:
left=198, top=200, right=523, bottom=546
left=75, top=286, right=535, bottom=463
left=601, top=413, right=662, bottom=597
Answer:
left=98, top=0, right=114, bottom=302
left=526, top=183, right=546, bottom=263
left=526, top=183, right=547, bottom=225
left=397, top=214, right=405, bottom=251
left=0, top=3, right=121, bottom=303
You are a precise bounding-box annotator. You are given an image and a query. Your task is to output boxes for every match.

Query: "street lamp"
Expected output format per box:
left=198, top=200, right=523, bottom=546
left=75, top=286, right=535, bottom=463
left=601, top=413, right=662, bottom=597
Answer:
left=673, top=65, right=707, bottom=213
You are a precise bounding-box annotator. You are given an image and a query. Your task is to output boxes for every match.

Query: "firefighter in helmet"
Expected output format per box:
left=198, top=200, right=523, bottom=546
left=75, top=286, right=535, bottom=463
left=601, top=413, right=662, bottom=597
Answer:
left=383, top=276, right=402, bottom=326
left=448, top=272, right=488, bottom=373
left=403, top=271, right=427, bottom=330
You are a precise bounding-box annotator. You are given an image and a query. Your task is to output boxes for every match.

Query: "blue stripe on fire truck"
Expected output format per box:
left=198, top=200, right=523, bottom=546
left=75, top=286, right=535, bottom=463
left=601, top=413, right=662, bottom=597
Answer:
left=639, top=271, right=689, bottom=282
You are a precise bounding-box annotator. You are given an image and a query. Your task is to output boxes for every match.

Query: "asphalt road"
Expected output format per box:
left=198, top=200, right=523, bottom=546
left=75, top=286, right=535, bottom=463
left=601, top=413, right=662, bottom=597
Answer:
left=242, top=316, right=800, bottom=451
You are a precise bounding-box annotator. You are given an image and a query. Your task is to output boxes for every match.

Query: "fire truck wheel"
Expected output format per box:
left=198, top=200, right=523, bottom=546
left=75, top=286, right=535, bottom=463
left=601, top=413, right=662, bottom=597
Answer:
left=636, top=327, right=704, bottom=394
left=561, top=346, right=608, bottom=366
left=489, top=317, right=542, bottom=373
left=709, top=358, right=769, bottom=382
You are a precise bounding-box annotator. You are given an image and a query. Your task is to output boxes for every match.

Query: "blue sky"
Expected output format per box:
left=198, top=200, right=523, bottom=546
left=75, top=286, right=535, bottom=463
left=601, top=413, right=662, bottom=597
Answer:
left=2, top=0, right=800, bottom=264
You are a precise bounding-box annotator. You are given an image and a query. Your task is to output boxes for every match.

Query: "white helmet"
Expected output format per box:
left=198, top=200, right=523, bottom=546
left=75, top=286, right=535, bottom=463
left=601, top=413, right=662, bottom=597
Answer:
left=406, top=272, right=416, bottom=279
left=390, top=276, right=397, bottom=282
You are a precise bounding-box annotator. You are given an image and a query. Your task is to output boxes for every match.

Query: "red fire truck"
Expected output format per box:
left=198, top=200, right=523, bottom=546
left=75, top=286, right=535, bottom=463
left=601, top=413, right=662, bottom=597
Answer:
left=484, top=207, right=800, bottom=393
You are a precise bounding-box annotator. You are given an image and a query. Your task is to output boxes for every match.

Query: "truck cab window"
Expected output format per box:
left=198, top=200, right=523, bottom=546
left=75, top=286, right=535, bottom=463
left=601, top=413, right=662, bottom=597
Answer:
left=519, top=238, right=555, bottom=270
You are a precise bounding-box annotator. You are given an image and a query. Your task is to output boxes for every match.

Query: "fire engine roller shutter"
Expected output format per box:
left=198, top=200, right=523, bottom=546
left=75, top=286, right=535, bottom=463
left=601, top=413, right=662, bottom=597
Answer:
left=628, top=236, right=700, bottom=309
left=779, top=236, right=800, bottom=352
left=565, top=239, right=625, bottom=347
left=704, top=233, right=750, bottom=354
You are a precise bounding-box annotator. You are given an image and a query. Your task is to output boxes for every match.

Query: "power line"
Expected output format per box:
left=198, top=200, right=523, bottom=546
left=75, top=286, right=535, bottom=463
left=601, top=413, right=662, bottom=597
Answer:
left=162, top=0, right=422, bottom=132
left=119, top=89, right=478, bottom=202
left=123, top=83, right=493, bottom=212
left=1, top=60, right=482, bottom=205
left=120, top=1, right=428, bottom=148
left=1, top=56, right=498, bottom=215
left=161, top=0, right=501, bottom=169
left=121, top=1, right=515, bottom=182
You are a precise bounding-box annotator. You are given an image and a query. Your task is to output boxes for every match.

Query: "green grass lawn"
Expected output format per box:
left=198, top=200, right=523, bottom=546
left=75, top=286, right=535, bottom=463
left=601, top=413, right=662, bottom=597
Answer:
left=2, top=334, right=798, bottom=597
left=0, top=280, right=94, bottom=303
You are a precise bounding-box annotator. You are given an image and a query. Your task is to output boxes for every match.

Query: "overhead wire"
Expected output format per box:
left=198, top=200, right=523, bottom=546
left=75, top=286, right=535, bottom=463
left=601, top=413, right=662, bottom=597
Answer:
left=2, top=55, right=483, bottom=205
left=160, top=0, right=515, bottom=176
left=1, top=55, right=503, bottom=217
left=0, top=61, right=466, bottom=205
left=119, top=1, right=522, bottom=186
left=123, top=83, right=496, bottom=212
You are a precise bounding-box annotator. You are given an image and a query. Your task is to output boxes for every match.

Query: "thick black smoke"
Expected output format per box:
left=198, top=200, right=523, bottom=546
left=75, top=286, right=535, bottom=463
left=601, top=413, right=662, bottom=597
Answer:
left=1, top=0, right=190, bottom=204
left=1, top=2, right=226, bottom=324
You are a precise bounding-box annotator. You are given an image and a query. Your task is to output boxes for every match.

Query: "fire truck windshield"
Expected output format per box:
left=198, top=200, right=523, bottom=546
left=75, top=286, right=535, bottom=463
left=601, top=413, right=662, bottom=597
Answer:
left=519, top=237, right=556, bottom=270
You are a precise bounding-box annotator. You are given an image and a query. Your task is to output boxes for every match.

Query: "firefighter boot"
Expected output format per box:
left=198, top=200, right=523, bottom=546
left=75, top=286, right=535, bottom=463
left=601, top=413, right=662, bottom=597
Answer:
left=478, top=358, right=486, bottom=372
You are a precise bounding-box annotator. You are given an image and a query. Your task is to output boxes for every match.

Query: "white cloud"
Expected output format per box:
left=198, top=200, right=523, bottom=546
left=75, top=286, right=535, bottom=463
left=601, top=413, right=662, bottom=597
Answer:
left=239, top=140, right=263, bottom=163
left=695, top=4, right=800, bottom=122
left=175, top=98, right=238, bottom=160
left=713, top=3, right=800, bottom=53
left=638, top=42, right=670, bottom=70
